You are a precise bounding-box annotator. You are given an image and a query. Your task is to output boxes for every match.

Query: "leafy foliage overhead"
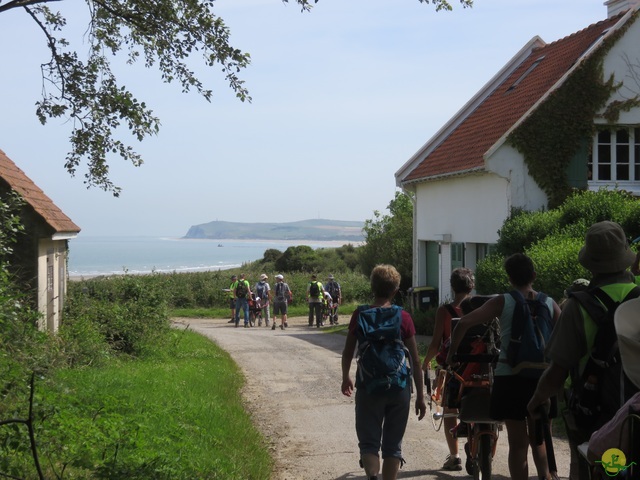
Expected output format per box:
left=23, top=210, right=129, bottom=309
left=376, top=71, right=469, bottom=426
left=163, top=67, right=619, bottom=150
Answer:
left=1, top=0, right=472, bottom=195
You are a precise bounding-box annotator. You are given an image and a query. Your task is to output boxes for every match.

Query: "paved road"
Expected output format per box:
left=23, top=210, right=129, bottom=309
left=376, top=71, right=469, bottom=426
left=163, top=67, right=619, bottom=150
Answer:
left=174, top=316, right=571, bottom=479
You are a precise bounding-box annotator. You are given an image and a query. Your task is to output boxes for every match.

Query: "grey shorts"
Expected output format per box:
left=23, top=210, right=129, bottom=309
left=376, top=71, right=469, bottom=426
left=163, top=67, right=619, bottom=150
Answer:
left=355, top=385, right=411, bottom=459
left=273, top=300, right=288, bottom=315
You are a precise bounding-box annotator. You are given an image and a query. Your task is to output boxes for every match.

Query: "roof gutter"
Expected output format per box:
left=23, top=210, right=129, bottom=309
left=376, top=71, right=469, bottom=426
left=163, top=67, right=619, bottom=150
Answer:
left=52, top=232, right=79, bottom=241
left=399, top=166, right=485, bottom=188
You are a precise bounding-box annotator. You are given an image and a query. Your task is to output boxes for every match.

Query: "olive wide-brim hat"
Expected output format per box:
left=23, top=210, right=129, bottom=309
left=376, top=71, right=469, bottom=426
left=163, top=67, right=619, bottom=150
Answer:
left=578, top=221, right=636, bottom=274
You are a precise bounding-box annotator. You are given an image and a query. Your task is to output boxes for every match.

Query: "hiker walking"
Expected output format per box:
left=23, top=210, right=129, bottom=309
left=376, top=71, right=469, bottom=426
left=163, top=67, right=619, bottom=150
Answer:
left=528, top=221, right=640, bottom=480
left=587, top=296, right=640, bottom=471
left=447, top=253, right=561, bottom=480
left=227, top=274, right=237, bottom=324
left=307, top=274, right=324, bottom=327
left=341, top=264, right=426, bottom=480
left=234, top=273, right=252, bottom=328
left=253, top=274, right=272, bottom=327
left=325, top=274, right=342, bottom=325
left=421, top=267, right=475, bottom=472
left=272, top=274, right=292, bottom=330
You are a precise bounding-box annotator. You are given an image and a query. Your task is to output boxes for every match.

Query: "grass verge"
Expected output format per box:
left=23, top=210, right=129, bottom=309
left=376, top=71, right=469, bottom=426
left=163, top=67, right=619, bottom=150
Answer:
left=31, top=329, right=272, bottom=479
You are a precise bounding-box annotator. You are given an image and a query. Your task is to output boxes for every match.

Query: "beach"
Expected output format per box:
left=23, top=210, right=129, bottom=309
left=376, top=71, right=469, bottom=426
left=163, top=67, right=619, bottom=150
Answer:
left=68, top=236, right=360, bottom=280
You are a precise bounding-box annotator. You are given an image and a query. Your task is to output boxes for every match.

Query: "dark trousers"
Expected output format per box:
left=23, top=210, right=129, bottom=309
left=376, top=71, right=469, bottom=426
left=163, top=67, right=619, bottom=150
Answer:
left=309, top=302, right=323, bottom=326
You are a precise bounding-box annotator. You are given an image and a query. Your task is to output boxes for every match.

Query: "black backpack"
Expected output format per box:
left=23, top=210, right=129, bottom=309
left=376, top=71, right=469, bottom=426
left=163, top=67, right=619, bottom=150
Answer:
left=326, top=281, right=340, bottom=301
left=568, top=286, right=640, bottom=430
left=235, top=280, right=248, bottom=298
left=309, top=281, right=320, bottom=297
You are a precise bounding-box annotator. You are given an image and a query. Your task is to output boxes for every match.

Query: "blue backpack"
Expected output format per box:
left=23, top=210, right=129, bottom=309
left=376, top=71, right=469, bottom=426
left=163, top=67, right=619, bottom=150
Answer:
left=505, top=290, right=554, bottom=378
left=355, top=305, right=412, bottom=394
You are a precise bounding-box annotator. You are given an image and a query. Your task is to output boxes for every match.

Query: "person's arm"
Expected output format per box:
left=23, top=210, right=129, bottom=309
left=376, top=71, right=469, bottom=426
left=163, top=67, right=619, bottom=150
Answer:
left=446, top=295, right=503, bottom=365
left=341, top=333, right=357, bottom=397
left=552, top=299, right=561, bottom=323
left=527, top=361, right=568, bottom=417
left=405, top=335, right=427, bottom=420
left=422, top=305, right=446, bottom=371
left=632, top=251, right=640, bottom=276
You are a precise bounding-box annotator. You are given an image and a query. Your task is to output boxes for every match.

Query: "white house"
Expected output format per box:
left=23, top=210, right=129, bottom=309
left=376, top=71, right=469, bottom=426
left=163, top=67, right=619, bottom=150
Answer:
left=395, top=0, right=640, bottom=303
left=0, top=148, right=81, bottom=332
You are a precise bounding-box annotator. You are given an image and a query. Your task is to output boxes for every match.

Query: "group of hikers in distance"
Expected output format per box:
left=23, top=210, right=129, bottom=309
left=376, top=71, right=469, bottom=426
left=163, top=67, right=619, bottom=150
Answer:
left=226, top=272, right=342, bottom=330
left=340, top=220, right=640, bottom=480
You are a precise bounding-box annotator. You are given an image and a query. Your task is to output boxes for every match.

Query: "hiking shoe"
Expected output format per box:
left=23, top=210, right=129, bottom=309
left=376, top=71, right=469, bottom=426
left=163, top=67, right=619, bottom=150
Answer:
left=442, top=455, right=462, bottom=471
left=244, top=323, right=249, bottom=328
left=284, top=322, right=288, bottom=328
left=464, top=442, right=473, bottom=475
left=280, top=325, right=284, bottom=330
left=227, top=319, right=235, bottom=323
left=271, top=324, right=276, bottom=331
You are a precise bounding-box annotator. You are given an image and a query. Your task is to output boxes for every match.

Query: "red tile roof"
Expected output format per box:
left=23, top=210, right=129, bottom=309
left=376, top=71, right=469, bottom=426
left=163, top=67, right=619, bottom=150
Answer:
left=0, top=149, right=80, bottom=234
left=401, top=14, right=626, bottom=184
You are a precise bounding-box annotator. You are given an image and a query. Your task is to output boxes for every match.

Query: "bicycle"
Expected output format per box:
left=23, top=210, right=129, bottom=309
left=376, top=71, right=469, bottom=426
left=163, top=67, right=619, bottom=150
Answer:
left=425, top=364, right=447, bottom=432
left=426, top=294, right=502, bottom=479
left=450, top=351, right=501, bottom=480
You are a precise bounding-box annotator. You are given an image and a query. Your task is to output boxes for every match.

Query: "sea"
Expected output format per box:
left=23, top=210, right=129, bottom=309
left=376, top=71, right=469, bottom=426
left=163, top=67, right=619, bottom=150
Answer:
left=68, top=236, right=352, bottom=278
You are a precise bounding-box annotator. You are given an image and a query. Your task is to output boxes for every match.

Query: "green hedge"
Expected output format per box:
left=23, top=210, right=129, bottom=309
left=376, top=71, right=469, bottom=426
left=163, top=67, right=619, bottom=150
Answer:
left=477, top=189, right=640, bottom=301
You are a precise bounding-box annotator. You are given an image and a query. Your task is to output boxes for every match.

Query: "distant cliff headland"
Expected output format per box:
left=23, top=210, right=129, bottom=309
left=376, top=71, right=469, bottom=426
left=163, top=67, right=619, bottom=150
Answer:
left=184, top=219, right=365, bottom=242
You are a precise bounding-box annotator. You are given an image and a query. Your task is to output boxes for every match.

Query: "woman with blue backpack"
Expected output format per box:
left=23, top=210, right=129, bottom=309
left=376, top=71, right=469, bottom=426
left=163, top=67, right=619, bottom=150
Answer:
left=447, top=253, right=561, bottom=480
left=341, top=264, right=426, bottom=480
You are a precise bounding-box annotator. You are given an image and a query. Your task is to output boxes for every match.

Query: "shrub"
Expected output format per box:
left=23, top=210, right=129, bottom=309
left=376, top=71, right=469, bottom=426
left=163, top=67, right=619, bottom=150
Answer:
left=558, top=188, right=636, bottom=230
left=66, top=275, right=170, bottom=356
left=527, top=234, right=589, bottom=301
left=496, top=208, right=561, bottom=256
left=411, top=307, right=437, bottom=336
left=475, top=253, right=509, bottom=295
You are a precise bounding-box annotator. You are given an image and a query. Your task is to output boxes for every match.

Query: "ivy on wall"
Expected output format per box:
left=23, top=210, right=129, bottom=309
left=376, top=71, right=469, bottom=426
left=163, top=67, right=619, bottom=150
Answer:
left=508, top=13, right=640, bottom=209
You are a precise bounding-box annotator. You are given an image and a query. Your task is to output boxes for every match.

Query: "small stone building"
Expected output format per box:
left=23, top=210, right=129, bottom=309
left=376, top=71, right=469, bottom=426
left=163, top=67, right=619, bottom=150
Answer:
left=0, top=148, right=81, bottom=332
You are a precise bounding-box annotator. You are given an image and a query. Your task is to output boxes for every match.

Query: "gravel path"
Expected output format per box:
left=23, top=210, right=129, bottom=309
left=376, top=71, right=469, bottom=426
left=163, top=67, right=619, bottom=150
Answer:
left=173, top=316, right=571, bottom=480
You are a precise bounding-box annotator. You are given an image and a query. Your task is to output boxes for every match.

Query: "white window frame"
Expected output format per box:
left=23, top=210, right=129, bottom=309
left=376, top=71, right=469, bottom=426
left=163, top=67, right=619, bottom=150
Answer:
left=589, top=126, right=640, bottom=195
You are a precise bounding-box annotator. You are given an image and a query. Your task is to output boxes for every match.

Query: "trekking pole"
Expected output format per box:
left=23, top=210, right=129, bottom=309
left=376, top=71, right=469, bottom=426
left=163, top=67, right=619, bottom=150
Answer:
left=425, top=365, right=432, bottom=400
left=535, top=405, right=557, bottom=476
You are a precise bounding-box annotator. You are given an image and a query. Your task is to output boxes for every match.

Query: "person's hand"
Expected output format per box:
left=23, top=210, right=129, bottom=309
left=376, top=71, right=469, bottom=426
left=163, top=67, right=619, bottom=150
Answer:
left=341, top=378, right=354, bottom=397
left=527, top=394, right=549, bottom=419
left=415, top=397, right=427, bottom=420
left=421, top=359, right=430, bottom=372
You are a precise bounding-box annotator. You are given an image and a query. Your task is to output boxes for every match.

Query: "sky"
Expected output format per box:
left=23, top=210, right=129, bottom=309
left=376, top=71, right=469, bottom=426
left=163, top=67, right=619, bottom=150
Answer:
left=0, top=0, right=611, bottom=237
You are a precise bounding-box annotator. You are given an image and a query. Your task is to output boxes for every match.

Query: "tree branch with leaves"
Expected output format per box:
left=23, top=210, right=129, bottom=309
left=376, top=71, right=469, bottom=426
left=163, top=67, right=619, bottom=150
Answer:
left=2, top=0, right=472, bottom=195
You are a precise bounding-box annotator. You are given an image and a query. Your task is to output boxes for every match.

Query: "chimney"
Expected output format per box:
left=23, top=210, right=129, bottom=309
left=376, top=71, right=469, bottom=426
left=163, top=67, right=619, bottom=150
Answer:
left=605, top=0, right=640, bottom=18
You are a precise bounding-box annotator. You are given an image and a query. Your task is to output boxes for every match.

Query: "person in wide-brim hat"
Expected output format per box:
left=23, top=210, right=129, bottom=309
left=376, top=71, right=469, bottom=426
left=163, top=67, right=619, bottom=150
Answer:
left=588, top=296, right=640, bottom=463
left=578, top=220, right=636, bottom=274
